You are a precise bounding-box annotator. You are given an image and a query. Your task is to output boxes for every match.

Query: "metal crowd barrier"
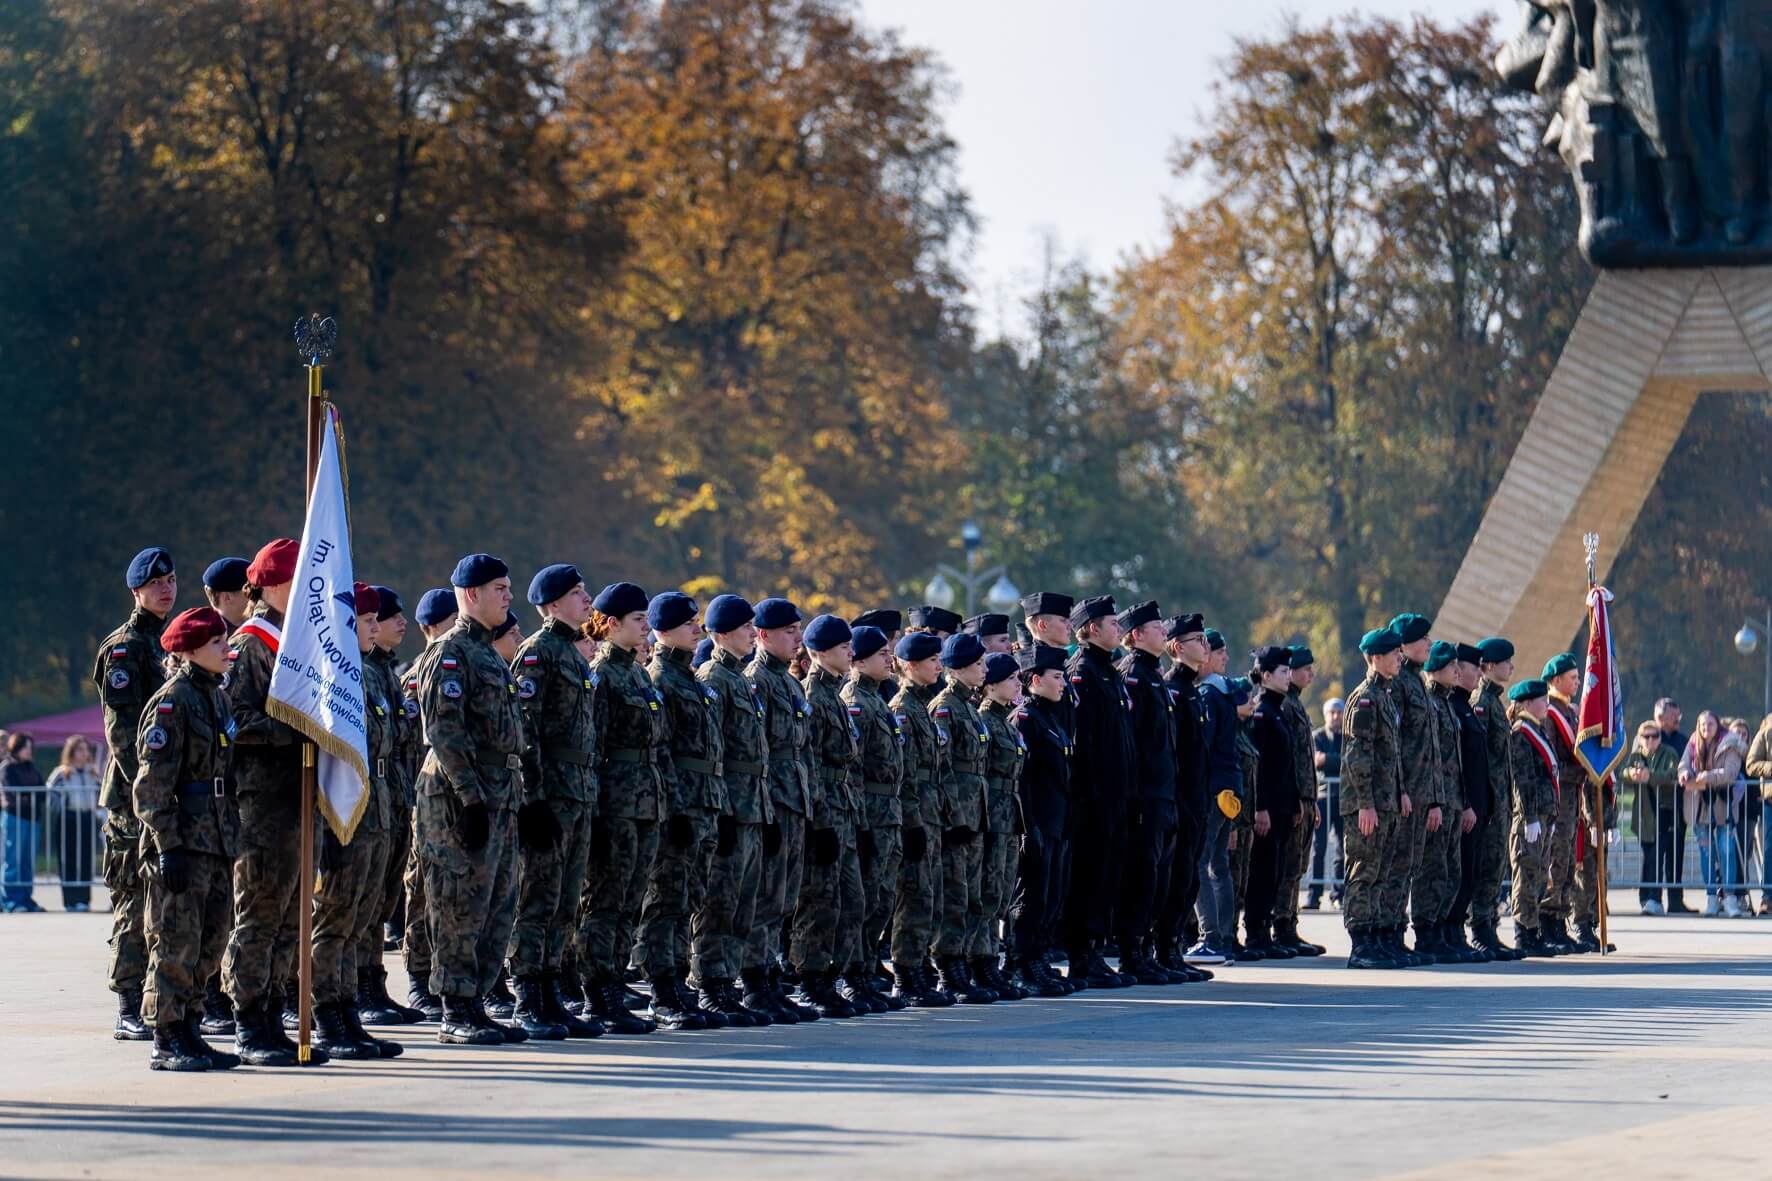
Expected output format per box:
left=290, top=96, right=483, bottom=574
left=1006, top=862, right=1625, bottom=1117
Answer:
left=0, top=786, right=105, bottom=910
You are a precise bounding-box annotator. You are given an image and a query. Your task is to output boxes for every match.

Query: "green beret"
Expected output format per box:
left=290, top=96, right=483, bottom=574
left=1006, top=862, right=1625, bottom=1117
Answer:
left=1204, top=628, right=1225, bottom=651
left=1388, top=613, right=1432, bottom=644
left=1288, top=645, right=1315, bottom=669
left=1508, top=678, right=1549, bottom=702
left=1424, top=640, right=1457, bottom=672
left=1542, top=652, right=1578, bottom=679
left=1476, top=636, right=1514, bottom=663
left=1359, top=627, right=1402, bottom=655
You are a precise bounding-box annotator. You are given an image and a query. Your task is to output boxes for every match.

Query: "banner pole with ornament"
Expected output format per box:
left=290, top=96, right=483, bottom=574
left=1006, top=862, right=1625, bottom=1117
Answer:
left=1575, top=532, right=1627, bottom=956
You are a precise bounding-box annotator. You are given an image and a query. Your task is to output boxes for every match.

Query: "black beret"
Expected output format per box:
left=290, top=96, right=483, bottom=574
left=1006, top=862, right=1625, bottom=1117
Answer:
left=1018, top=642, right=1068, bottom=675
left=851, top=625, right=888, bottom=661
left=1455, top=642, right=1485, bottom=665
left=527, top=563, right=583, bottom=607
left=593, top=582, right=648, bottom=618
left=1069, top=595, right=1116, bottom=629
left=201, top=557, right=248, bottom=593
left=451, top=553, right=510, bottom=589
left=1020, top=591, right=1074, bottom=618
left=1116, top=600, right=1161, bottom=631
left=983, top=652, right=1019, bottom=686
left=753, top=597, right=802, bottom=630
left=895, top=632, right=942, bottom=662
left=1288, top=646, right=1315, bottom=669
left=940, top=632, right=985, bottom=669
left=963, top=612, right=1011, bottom=638
left=851, top=609, right=903, bottom=633
left=1252, top=645, right=1290, bottom=674
left=804, top=614, right=852, bottom=653
left=371, top=585, right=403, bottom=622
left=647, top=591, right=697, bottom=633
left=1165, top=613, right=1205, bottom=640
left=127, top=547, right=175, bottom=589
left=908, top=605, right=963, bottom=634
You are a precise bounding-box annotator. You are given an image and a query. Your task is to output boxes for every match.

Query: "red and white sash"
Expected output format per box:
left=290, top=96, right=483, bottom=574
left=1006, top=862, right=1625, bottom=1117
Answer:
left=235, top=616, right=282, bottom=654
left=1515, top=719, right=1558, bottom=792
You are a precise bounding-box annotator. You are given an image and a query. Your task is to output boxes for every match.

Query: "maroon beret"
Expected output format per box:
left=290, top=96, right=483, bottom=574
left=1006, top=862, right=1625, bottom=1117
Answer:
left=352, top=581, right=380, bottom=617
left=162, top=607, right=230, bottom=654
left=246, top=538, right=300, bottom=588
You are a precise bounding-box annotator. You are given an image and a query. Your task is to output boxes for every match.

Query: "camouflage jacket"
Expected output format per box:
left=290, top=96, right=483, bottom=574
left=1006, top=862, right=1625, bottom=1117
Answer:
left=930, top=676, right=987, bottom=831
left=802, top=666, right=860, bottom=827
left=699, top=647, right=773, bottom=825
left=1341, top=671, right=1402, bottom=814
left=514, top=618, right=600, bottom=805
left=418, top=616, right=527, bottom=812
left=890, top=681, right=945, bottom=832
left=1427, top=682, right=1465, bottom=813
left=134, top=663, right=237, bottom=859
left=358, top=650, right=395, bottom=833
left=1510, top=716, right=1559, bottom=818
left=747, top=650, right=812, bottom=818
left=1477, top=679, right=1511, bottom=817
left=1283, top=688, right=1316, bottom=802
left=1235, top=721, right=1259, bottom=822
left=371, top=647, right=420, bottom=810
left=649, top=644, right=726, bottom=815
left=592, top=642, right=664, bottom=821
left=979, top=698, right=1025, bottom=834
left=842, top=672, right=904, bottom=829
left=1545, top=693, right=1586, bottom=797
left=226, top=607, right=302, bottom=798
left=1387, top=659, right=1440, bottom=806
left=94, top=605, right=168, bottom=813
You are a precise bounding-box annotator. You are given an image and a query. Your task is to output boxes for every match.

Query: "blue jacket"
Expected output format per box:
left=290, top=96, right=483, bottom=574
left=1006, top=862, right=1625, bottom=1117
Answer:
left=1199, top=675, right=1241, bottom=793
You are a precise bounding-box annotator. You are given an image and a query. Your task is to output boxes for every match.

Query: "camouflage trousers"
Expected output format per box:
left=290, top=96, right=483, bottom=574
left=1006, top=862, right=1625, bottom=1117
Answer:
left=973, top=829, right=1019, bottom=958
left=313, top=830, right=385, bottom=1004
left=1414, top=813, right=1461, bottom=927
left=747, top=808, right=805, bottom=970
left=402, top=812, right=432, bottom=986
left=1541, top=787, right=1580, bottom=918
left=1509, top=810, right=1554, bottom=927
left=1381, top=805, right=1426, bottom=926
left=356, top=802, right=410, bottom=974
left=1275, top=803, right=1313, bottom=924
left=143, top=850, right=231, bottom=1026
left=693, top=820, right=763, bottom=984
left=507, top=798, right=595, bottom=977
left=578, top=815, right=658, bottom=984
left=858, top=812, right=903, bottom=966
left=222, top=791, right=303, bottom=1009
left=1574, top=833, right=1602, bottom=926
left=418, top=790, right=518, bottom=999
left=1230, top=816, right=1253, bottom=922
left=1341, top=810, right=1398, bottom=933
left=1470, top=796, right=1510, bottom=924
left=792, top=813, right=862, bottom=974
left=103, top=813, right=147, bottom=994
left=634, top=808, right=716, bottom=979
left=933, top=830, right=983, bottom=959
left=891, top=826, right=941, bottom=965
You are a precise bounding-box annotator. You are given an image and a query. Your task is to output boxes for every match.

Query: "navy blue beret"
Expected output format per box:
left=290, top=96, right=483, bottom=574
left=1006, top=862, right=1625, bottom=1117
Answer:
left=940, top=633, right=985, bottom=670
left=1069, top=595, right=1115, bottom=629
left=451, top=553, right=509, bottom=589
left=851, top=625, right=888, bottom=661
left=201, top=556, right=248, bottom=593
left=895, top=632, right=941, bottom=662
left=804, top=614, right=852, bottom=652
left=371, top=585, right=403, bottom=622
left=415, top=588, right=457, bottom=628
left=527, top=563, right=584, bottom=607
left=704, top=594, right=754, bottom=635
left=1018, top=643, right=1067, bottom=674
left=127, top=547, right=175, bottom=589
left=490, top=609, right=520, bottom=641
left=593, top=582, right=648, bottom=618
left=753, top=597, right=802, bottom=630
left=851, top=609, right=902, bottom=633
left=648, top=591, right=697, bottom=632
left=692, top=637, right=714, bottom=669
left=983, top=652, right=1019, bottom=685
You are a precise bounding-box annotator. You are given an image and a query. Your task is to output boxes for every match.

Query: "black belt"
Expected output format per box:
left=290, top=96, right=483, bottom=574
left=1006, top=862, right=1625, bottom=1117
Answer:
left=546, top=747, right=596, bottom=766
left=725, top=758, right=764, bottom=776
left=676, top=756, right=721, bottom=776
left=178, top=779, right=228, bottom=799
left=604, top=748, right=655, bottom=765
left=476, top=753, right=522, bottom=772
left=863, top=782, right=900, bottom=796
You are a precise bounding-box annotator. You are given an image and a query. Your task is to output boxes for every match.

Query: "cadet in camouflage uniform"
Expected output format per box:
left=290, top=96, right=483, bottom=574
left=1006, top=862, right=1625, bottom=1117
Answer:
left=1539, top=653, right=1585, bottom=953
left=1276, top=648, right=1325, bottom=956
left=888, top=631, right=950, bottom=1006
left=641, top=591, right=724, bottom=1031
left=580, top=582, right=664, bottom=1033
left=975, top=652, right=1027, bottom=998
left=693, top=595, right=775, bottom=1026
left=841, top=625, right=907, bottom=1012
left=1230, top=681, right=1258, bottom=942
left=795, top=615, right=865, bottom=1018
left=506, top=564, right=603, bottom=1040
left=1471, top=638, right=1518, bottom=957
left=1418, top=641, right=1467, bottom=962
left=1341, top=627, right=1405, bottom=970
left=221, top=539, right=312, bottom=1064
left=416, top=554, right=528, bottom=1045
left=1505, top=678, right=1560, bottom=956
left=1573, top=770, right=1619, bottom=952
left=310, top=585, right=403, bottom=1060
left=95, top=547, right=176, bottom=1040
left=134, top=608, right=241, bottom=1072
left=1383, top=613, right=1439, bottom=965
left=931, top=632, right=994, bottom=1004
left=400, top=587, right=458, bottom=1017
left=745, top=598, right=814, bottom=1021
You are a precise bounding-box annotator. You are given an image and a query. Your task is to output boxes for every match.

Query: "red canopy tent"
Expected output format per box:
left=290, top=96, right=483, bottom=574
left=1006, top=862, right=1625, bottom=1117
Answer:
left=2, top=702, right=108, bottom=752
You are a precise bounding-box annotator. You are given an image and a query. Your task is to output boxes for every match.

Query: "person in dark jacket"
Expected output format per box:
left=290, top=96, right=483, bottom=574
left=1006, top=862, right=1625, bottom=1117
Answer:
left=1243, top=648, right=1297, bottom=956
left=1157, top=614, right=1211, bottom=980
left=1306, top=700, right=1344, bottom=909
left=1113, top=601, right=1180, bottom=985
left=1188, top=629, right=1239, bottom=964
left=1447, top=645, right=1494, bottom=960
left=1, top=733, right=45, bottom=913
left=1011, top=643, right=1073, bottom=997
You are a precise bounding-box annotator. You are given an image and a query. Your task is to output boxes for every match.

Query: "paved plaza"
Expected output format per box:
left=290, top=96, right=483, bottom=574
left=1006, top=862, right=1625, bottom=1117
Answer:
left=4, top=893, right=1771, bottom=1180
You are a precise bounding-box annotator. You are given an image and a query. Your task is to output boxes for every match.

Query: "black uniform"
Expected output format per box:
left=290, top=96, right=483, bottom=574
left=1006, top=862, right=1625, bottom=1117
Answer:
left=1114, top=648, right=1178, bottom=965
left=1244, top=687, right=1297, bottom=946
left=1157, top=663, right=1208, bottom=958
left=1012, top=694, right=1071, bottom=967
left=1448, top=688, right=1491, bottom=929
left=1062, top=644, right=1135, bottom=961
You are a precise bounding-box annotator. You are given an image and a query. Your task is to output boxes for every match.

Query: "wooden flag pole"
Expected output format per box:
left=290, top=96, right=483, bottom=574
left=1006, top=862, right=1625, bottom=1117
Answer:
left=295, top=314, right=336, bottom=1063
left=1584, top=532, right=1610, bottom=957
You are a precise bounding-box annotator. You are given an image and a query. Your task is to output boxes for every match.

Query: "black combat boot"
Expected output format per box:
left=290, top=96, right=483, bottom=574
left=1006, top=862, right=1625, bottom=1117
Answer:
left=1540, top=918, right=1577, bottom=955
left=1277, top=921, right=1326, bottom=957
left=314, top=1000, right=380, bottom=1060
left=855, top=962, right=906, bottom=1009
left=1410, top=923, right=1447, bottom=964
left=938, top=957, right=994, bottom=1004
left=359, top=967, right=424, bottom=1024
left=181, top=1016, right=242, bottom=1070
left=836, top=968, right=883, bottom=1014
left=1020, top=956, right=1068, bottom=998
left=233, top=1002, right=299, bottom=1067
left=771, top=965, right=819, bottom=1022
left=741, top=967, right=796, bottom=1024
left=199, top=978, right=236, bottom=1037
left=870, top=964, right=911, bottom=1009
left=643, top=975, right=706, bottom=1031
left=540, top=972, right=605, bottom=1038
left=509, top=975, right=568, bottom=1040
left=339, top=1000, right=403, bottom=1057
left=149, top=1023, right=209, bottom=1072
left=1513, top=923, right=1550, bottom=958
left=1345, top=931, right=1388, bottom=970
left=800, top=970, right=857, bottom=1019
left=407, top=979, right=444, bottom=1022
left=437, top=995, right=503, bottom=1045
left=1572, top=923, right=1602, bottom=954
left=482, top=971, right=517, bottom=1020
left=114, top=988, right=151, bottom=1041
left=723, top=977, right=774, bottom=1025
left=467, top=996, right=529, bottom=1043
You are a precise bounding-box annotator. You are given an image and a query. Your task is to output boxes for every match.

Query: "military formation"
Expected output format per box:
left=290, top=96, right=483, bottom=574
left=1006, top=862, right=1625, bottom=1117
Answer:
left=96, top=544, right=1620, bottom=1071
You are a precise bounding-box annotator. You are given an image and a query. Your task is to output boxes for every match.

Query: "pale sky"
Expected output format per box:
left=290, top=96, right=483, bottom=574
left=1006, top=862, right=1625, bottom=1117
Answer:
left=859, top=0, right=1514, bottom=333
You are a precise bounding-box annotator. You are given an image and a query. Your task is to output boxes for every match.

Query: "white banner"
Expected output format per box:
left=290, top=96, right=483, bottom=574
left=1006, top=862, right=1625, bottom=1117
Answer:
left=268, top=403, right=370, bottom=841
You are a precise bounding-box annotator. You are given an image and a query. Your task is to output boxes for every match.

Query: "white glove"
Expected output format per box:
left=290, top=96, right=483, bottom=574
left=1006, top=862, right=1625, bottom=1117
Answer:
left=1525, top=821, right=1542, bottom=844
left=1607, top=828, right=1620, bottom=846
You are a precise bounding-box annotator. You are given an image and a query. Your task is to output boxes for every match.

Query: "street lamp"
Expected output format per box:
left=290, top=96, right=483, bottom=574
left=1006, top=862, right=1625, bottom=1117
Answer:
left=1738, top=609, right=1772, bottom=717
left=985, top=574, right=1022, bottom=614
left=928, top=522, right=1014, bottom=618
left=924, top=573, right=957, bottom=611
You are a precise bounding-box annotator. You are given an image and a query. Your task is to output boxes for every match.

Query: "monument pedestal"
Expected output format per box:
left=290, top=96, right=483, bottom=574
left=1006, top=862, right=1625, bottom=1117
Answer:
left=1438, top=267, right=1772, bottom=668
